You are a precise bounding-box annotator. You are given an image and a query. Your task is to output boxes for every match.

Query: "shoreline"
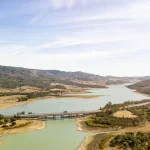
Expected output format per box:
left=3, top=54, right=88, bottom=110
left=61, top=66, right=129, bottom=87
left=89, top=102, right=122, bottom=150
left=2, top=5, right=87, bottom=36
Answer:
left=75, top=117, right=113, bottom=133
left=77, top=135, right=94, bottom=150
left=127, top=87, right=150, bottom=98
left=0, top=140, right=3, bottom=146
left=0, top=120, right=45, bottom=146
left=76, top=117, right=150, bottom=150
left=0, top=93, right=101, bottom=110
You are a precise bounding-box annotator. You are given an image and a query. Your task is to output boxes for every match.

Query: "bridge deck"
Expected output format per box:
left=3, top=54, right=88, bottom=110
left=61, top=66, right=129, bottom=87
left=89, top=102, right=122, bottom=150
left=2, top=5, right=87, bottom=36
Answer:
left=6, top=110, right=101, bottom=118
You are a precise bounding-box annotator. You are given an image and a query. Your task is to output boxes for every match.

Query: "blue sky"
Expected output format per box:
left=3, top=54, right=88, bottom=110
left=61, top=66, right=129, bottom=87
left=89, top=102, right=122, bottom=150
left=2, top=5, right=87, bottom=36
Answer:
left=0, top=0, right=150, bottom=76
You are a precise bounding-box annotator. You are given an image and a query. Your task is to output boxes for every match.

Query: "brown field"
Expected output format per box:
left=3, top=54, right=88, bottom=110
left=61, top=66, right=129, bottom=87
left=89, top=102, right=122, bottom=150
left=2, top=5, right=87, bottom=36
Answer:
left=0, top=85, right=97, bottom=110
left=113, top=110, right=137, bottom=118
left=0, top=95, right=27, bottom=109
left=0, top=86, right=41, bottom=93
left=0, top=120, right=45, bottom=137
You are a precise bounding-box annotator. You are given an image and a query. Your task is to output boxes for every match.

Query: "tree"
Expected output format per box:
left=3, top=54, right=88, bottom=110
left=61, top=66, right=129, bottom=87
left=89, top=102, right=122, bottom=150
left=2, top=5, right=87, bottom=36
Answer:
left=11, top=121, right=16, bottom=126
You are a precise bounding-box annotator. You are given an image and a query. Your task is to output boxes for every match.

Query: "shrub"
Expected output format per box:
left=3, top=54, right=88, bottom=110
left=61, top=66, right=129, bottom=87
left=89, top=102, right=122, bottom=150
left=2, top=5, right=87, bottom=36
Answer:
left=2, top=124, right=8, bottom=128
left=4, top=118, right=9, bottom=123
left=11, top=121, right=16, bottom=126
left=99, top=135, right=113, bottom=149
left=0, top=120, right=4, bottom=125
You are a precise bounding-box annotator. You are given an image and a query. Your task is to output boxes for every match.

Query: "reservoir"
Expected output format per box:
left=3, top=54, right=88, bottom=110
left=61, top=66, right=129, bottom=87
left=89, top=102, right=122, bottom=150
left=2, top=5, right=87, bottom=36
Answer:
left=0, top=84, right=149, bottom=150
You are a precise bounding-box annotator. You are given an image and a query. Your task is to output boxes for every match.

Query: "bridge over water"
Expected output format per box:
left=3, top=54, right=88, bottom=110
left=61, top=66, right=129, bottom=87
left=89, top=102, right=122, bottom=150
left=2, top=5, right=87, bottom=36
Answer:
left=6, top=110, right=101, bottom=120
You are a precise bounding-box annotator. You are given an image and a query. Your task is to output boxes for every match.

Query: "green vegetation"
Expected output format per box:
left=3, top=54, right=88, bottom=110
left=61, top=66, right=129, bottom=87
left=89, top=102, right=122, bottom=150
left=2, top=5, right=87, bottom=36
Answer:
left=87, top=110, right=141, bottom=128
left=0, top=113, right=31, bottom=130
left=127, top=104, right=150, bottom=122
left=110, top=132, right=150, bottom=150
left=0, top=65, right=107, bottom=89
left=0, top=114, right=4, bottom=120
left=28, top=112, right=33, bottom=114
left=13, top=122, right=31, bottom=129
left=0, top=114, right=17, bottom=128
left=86, top=101, right=150, bottom=129
left=128, top=79, right=150, bottom=95
left=103, top=99, right=150, bottom=111
left=0, top=120, right=4, bottom=125
left=85, top=134, right=107, bottom=150
left=0, top=91, right=62, bottom=102
left=99, top=134, right=113, bottom=149
left=85, top=102, right=150, bottom=150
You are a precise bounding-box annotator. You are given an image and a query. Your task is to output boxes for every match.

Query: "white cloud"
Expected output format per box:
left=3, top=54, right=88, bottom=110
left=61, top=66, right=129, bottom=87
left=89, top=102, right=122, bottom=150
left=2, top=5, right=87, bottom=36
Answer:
left=1, top=0, right=150, bottom=76
left=49, top=0, right=87, bottom=9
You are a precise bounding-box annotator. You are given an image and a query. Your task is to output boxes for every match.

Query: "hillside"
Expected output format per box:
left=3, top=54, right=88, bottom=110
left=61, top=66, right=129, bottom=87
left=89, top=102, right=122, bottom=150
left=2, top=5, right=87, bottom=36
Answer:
left=45, top=70, right=104, bottom=81
left=0, top=65, right=107, bottom=89
left=128, top=79, right=150, bottom=95
left=0, top=65, right=149, bottom=89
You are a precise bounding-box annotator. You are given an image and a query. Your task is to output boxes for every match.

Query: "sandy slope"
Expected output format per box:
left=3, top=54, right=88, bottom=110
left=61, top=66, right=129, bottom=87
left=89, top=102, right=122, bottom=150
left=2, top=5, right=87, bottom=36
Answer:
left=0, top=140, right=3, bottom=146
left=77, top=136, right=94, bottom=150
left=0, top=120, right=45, bottom=137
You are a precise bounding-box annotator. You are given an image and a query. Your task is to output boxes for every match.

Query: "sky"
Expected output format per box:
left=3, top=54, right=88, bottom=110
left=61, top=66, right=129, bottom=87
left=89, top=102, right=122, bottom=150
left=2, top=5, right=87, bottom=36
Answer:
left=0, top=0, right=150, bottom=76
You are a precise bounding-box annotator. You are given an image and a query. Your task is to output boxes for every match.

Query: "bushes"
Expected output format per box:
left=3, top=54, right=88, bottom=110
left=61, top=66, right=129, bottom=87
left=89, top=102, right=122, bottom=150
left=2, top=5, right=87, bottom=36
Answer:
left=87, top=110, right=141, bottom=128
left=0, top=120, right=4, bottom=125
left=17, top=97, right=28, bottom=101
left=11, top=121, right=16, bottom=126
left=110, top=132, right=150, bottom=150
left=0, top=114, right=4, bottom=120
left=99, top=135, right=113, bottom=149
left=0, top=91, right=60, bottom=102
left=2, top=125, right=8, bottom=128
left=4, top=118, right=9, bottom=123
left=103, top=99, right=150, bottom=111
left=14, top=122, right=31, bottom=128
left=86, top=120, right=109, bottom=128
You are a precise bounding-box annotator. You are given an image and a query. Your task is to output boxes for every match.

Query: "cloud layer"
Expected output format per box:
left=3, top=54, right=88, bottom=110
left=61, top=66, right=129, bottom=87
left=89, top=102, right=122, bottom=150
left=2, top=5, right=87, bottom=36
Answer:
left=0, top=0, right=150, bottom=76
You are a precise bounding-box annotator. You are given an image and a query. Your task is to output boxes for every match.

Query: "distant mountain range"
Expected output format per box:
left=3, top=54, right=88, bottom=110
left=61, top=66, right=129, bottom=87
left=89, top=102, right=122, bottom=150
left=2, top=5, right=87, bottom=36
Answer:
left=0, top=65, right=149, bottom=89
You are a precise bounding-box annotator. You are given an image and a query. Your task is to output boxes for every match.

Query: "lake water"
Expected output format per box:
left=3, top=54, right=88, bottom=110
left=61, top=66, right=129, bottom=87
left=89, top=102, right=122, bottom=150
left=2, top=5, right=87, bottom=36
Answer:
left=0, top=84, right=149, bottom=115
left=0, top=120, right=92, bottom=150
left=0, top=84, right=149, bottom=150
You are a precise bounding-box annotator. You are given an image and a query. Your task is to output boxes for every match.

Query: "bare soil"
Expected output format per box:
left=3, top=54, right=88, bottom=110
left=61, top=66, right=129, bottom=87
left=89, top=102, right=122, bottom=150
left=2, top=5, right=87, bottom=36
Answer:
left=113, top=110, right=137, bottom=118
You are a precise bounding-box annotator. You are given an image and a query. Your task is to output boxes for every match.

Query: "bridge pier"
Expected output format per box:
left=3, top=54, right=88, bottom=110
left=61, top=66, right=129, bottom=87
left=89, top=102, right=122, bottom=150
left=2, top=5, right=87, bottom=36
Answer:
left=53, top=115, right=56, bottom=120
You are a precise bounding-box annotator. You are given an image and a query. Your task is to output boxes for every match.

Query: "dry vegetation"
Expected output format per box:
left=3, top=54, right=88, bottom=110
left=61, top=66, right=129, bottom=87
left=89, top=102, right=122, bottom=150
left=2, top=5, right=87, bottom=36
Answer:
left=0, top=85, right=101, bottom=109
left=77, top=102, right=150, bottom=150
left=113, top=110, right=137, bottom=118
left=0, top=86, right=41, bottom=93
left=0, top=95, right=27, bottom=109
left=0, top=120, right=45, bottom=137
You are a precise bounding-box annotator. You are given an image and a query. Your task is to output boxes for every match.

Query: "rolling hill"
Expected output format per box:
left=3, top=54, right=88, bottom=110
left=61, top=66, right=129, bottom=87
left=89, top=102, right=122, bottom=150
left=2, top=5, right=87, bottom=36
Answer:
left=128, top=79, right=150, bottom=95
left=0, top=65, right=149, bottom=89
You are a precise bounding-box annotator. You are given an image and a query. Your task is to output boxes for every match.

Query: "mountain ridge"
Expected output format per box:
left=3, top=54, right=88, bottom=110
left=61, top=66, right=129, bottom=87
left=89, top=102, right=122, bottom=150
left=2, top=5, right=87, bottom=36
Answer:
left=0, top=65, right=149, bottom=89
